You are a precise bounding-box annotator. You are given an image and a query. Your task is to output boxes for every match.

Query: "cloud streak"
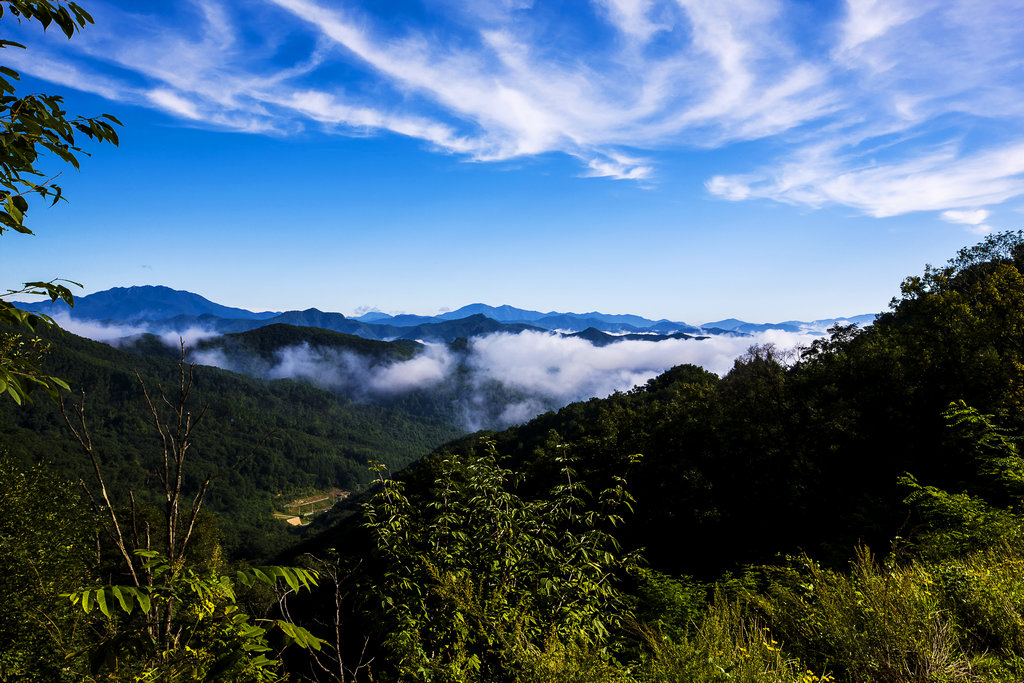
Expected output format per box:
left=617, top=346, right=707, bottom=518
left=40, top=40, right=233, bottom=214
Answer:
left=9, top=0, right=1024, bottom=213
left=941, top=208, right=993, bottom=235
left=51, top=313, right=220, bottom=348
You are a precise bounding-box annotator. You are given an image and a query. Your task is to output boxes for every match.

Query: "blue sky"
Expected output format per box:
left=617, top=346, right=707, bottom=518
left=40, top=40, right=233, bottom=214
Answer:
left=6, top=0, right=1024, bottom=323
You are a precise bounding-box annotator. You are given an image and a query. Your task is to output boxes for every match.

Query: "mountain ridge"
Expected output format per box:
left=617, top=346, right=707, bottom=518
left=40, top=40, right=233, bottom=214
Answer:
left=14, top=284, right=875, bottom=341
left=21, top=285, right=281, bottom=321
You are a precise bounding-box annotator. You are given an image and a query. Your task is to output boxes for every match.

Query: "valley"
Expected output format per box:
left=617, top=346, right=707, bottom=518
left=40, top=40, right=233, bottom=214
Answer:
left=18, top=285, right=872, bottom=434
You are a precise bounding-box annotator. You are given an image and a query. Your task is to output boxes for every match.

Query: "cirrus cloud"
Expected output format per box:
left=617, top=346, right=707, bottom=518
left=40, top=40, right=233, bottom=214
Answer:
left=7, top=0, right=1024, bottom=213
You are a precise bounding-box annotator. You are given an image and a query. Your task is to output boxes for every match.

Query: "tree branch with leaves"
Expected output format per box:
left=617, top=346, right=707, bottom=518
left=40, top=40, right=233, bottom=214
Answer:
left=0, top=0, right=120, bottom=407
left=61, top=351, right=326, bottom=679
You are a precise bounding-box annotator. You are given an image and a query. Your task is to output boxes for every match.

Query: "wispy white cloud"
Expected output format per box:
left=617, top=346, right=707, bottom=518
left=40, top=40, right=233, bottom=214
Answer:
left=708, top=140, right=1024, bottom=217
left=708, top=0, right=1024, bottom=217
left=941, top=209, right=989, bottom=225
left=835, top=0, right=924, bottom=58
left=581, top=151, right=654, bottom=181
left=594, top=0, right=669, bottom=43
left=2, top=49, right=129, bottom=101
left=9, top=0, right=1024, bottom=218
left=942, top=208, right=993, bottom=235
left=147, top=88, right=201, bottom=119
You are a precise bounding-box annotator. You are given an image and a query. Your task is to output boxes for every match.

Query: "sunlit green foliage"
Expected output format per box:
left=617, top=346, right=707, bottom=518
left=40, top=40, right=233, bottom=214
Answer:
left=0, top=328, right=461, bottom=560
left=66, top=550, right=322, bottom=681
left=361, top=443, right=639, bottom=681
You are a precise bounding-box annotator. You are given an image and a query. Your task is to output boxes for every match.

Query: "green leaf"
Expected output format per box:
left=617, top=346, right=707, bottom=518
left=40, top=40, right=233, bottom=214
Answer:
left=275, top=620, right=325, bottom=650
left=110, top=585, right=132, bottom=614
left=6, top=202, right=27, bottom=231
left=277, top=619, right=300, bottom=643
left=280, top=567, right=300, bottom=592
left=94, top=588, right=110, bottom=618
left=134, top=590, right=151, bottom=614
left=219, top=576, right=236, bottom=602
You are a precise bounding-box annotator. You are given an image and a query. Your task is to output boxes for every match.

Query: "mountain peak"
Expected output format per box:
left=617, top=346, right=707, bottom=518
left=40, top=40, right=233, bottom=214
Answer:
left=15, top=284, right=280, bottom=321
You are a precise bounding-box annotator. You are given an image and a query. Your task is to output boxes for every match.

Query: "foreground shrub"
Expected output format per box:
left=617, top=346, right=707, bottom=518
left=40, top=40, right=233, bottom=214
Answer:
left=632, top=590, right=828, bottom=683
left=752, top=547, right=976, bottom=683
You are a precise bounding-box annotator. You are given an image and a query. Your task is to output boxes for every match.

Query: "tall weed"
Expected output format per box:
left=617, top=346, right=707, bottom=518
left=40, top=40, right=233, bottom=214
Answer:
left=633, top=590, right=827, bottom=683
left=755, top=547, right=974, bottom=683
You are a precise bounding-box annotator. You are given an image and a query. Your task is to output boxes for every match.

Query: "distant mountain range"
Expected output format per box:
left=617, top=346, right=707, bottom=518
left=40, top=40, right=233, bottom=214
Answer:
left=16, top=285, right=875, bottom=343
left=35, top=285, right=282, bottom=322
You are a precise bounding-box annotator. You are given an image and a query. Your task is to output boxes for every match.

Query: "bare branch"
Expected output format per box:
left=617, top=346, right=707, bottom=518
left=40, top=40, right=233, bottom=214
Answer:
left=61, top=393, right=140, bottom=586
left=129, top=490, right=141, bottom=552
left=177, top=473, right=213, bottom=561
left=135, top=370, right=170, bottom=493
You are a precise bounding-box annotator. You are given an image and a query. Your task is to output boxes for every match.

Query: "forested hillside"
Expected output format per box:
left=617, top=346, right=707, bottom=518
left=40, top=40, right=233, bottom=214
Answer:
left=427, top=231, right=1024, bottom=578
left=280, top=231, right=1024, bottom=682
left=0, top=327, right=461, bottom=560
left=193, top=324, right=423, bottom=364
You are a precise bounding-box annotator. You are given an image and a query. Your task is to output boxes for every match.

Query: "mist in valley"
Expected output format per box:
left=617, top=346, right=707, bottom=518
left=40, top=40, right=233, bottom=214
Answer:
left=56, top=315, right=823, bottom=431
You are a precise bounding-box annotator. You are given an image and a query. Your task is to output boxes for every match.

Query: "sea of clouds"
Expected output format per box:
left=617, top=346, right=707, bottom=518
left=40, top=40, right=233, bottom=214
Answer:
left=58, top=316, right=821, bottom=430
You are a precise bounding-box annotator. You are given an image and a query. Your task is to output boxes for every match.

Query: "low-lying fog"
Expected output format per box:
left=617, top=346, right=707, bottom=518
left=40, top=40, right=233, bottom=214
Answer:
left=55, top=314, right=823, bottom=431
